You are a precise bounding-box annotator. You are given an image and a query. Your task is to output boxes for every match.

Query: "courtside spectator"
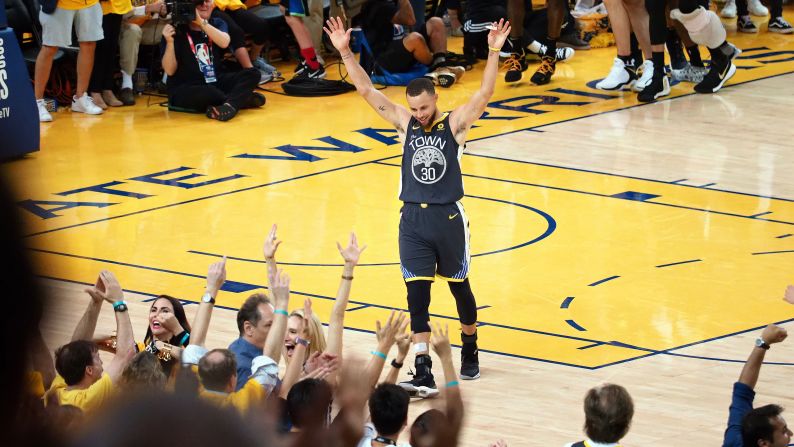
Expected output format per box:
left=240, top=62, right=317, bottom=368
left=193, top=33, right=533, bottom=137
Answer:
left=722, top=321, right=792, bottom=447
left=565, top=383, right=634, bottom=447
left=35, top=0, right=106, bottom=121
left=117, top=0, right=168, bottom=105
left=45, top=271, right=135, bottom=413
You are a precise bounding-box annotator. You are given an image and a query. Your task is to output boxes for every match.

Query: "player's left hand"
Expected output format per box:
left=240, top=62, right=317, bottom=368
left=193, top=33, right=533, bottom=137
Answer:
left=486, top=19, right=511, bottom=50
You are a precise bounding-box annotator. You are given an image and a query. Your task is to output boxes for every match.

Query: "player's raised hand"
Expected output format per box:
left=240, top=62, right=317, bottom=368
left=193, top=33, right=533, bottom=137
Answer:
left=324, top=16, right=352, bottom=52
left=487, top=19, right=511, bottom=50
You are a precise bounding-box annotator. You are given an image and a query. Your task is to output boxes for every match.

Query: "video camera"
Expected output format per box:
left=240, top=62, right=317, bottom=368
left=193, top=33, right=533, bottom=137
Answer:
left=165, top=0, right=204, bottom=26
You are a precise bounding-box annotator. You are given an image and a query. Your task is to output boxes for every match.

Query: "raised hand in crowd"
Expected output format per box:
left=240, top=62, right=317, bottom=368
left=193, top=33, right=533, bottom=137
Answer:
left=385, top=316, right=412, bottom=384
left=337, top=232, right=367, bottom=266
left=367, top=311, right=408, bottom=388
left=431, top=322, right=464, bottom=446
left=191, top=257, right=226, bottom=347
left=327, top=232, right=368, bottom=385
left=264, top=268, right=290, bottom=362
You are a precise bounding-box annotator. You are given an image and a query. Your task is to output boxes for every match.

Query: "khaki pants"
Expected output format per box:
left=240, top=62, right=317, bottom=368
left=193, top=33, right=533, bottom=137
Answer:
left=119, top=18, right=167, bottom=75
left=300, top=0, right=325, bottom=56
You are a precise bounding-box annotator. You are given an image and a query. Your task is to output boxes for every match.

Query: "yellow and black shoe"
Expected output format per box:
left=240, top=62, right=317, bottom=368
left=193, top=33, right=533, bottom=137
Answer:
left=530, top=56, right=557, bottom=85
left=503, top=52, right=527, bottom=83
left=424, top=67, right=457, bottom=88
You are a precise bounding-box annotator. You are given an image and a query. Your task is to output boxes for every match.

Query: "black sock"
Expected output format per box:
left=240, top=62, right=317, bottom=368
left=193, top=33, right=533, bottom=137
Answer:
left=618, top=54, right=635, bottom=67
left=652, top=51, right=665, bottom=76
left=666, top=28, right=686, bottom=70
left=431, top=52, right=446, bottom=68
left=686, top=45, right=704, bottom=67
left=508, top=36, right=523, bottom=54
left=709, top=48, right=726, bottom=66
left=545, top=38, right=557, bottom=58
left=630, top=33, right=643, bottom=65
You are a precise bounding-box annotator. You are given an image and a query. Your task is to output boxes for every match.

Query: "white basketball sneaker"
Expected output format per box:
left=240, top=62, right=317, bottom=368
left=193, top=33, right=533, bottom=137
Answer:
left=596, top=57, right=637, bottom=90
left=71, top=93, right=104, bottom=115
left=37, top=99, right=53, bottom=122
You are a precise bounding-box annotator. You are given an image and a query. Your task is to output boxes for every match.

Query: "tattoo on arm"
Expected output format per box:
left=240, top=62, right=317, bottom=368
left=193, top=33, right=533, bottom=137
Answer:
left=378, top=105, right=386, bottom=111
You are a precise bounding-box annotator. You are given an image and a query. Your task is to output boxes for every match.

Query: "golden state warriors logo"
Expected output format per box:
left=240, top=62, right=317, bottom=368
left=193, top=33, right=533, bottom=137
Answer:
left=409, top=135, right=447, bottom=184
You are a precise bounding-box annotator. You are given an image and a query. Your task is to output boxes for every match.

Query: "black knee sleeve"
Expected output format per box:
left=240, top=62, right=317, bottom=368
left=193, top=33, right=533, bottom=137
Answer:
left=407, top=280, right=432, bottom=334
left=448, top=279, right=478, bottom=326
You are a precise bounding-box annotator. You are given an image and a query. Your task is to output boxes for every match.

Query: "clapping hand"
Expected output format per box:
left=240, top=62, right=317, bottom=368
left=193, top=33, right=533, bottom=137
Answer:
left=85, top=270, right=124, bottom=304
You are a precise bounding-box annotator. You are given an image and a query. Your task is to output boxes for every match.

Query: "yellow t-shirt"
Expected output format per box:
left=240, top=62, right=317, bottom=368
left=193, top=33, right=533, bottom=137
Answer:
left=102, top=0, right=133, bottom=15
left=199, top=379, right=265, bottom=414
left=214, top=0, right=247, bottom=11
left=26, top=371, right=46, bottom=398
left=58, top=0, right=100, bottom=11
left=46, top=373, right=114, bottom=413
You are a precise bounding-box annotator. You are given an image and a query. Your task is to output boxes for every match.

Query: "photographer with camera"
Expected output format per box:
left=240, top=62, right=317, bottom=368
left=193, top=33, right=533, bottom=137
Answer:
left=161, top=0, right=265, bottom=121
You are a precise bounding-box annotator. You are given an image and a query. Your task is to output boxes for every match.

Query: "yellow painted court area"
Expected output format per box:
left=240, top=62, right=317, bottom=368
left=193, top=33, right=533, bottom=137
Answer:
left=7, top=17, right=794, bottom=369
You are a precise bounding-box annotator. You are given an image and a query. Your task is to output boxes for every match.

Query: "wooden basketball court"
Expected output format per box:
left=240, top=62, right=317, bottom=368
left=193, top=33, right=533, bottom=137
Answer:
left=5, top=10, right=794, bottom=445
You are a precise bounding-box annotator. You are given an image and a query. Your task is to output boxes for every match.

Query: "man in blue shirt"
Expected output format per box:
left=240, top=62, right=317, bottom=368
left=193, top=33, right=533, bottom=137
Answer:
left=723, top=323, right=791, bottom=447
left=229, top=293, right=275, bottom=390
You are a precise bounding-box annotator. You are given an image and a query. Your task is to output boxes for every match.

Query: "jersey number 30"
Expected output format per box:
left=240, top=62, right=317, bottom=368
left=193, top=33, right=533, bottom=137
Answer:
left=420, top=167, right=436, bottom=182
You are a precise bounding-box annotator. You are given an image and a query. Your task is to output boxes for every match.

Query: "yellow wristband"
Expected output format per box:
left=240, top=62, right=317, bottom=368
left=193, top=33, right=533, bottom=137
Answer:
left=488, top=46, right=501, bottom=52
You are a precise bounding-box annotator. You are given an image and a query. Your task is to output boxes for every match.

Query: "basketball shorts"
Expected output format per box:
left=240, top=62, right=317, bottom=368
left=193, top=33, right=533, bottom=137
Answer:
left=399, top=202, right=471, bottom=282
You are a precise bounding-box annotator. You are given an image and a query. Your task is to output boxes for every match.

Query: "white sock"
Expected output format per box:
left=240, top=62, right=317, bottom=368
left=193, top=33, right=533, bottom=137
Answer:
left=121, top=71, right=134, bottom=90
left=528, top=40, right=543, bottom=54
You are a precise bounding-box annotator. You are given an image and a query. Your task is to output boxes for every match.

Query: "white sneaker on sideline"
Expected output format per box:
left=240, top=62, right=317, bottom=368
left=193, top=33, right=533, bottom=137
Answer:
left=633, top=60, right=655, bottom=92
left=37, top=99, right=53, bottom=122
left=531, top=44, right=575, bottom=62
left=596, top=57, right=637, bottom=90
left=71, top=93, right=103, bottom=115
left=720, top=0, right=737, bottom=18
left=748, top=0, right=768, bottom=16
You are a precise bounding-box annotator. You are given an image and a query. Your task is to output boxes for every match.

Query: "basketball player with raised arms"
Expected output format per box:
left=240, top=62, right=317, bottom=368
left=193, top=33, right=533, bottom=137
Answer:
left=324, top=17, right=510, bottom=397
